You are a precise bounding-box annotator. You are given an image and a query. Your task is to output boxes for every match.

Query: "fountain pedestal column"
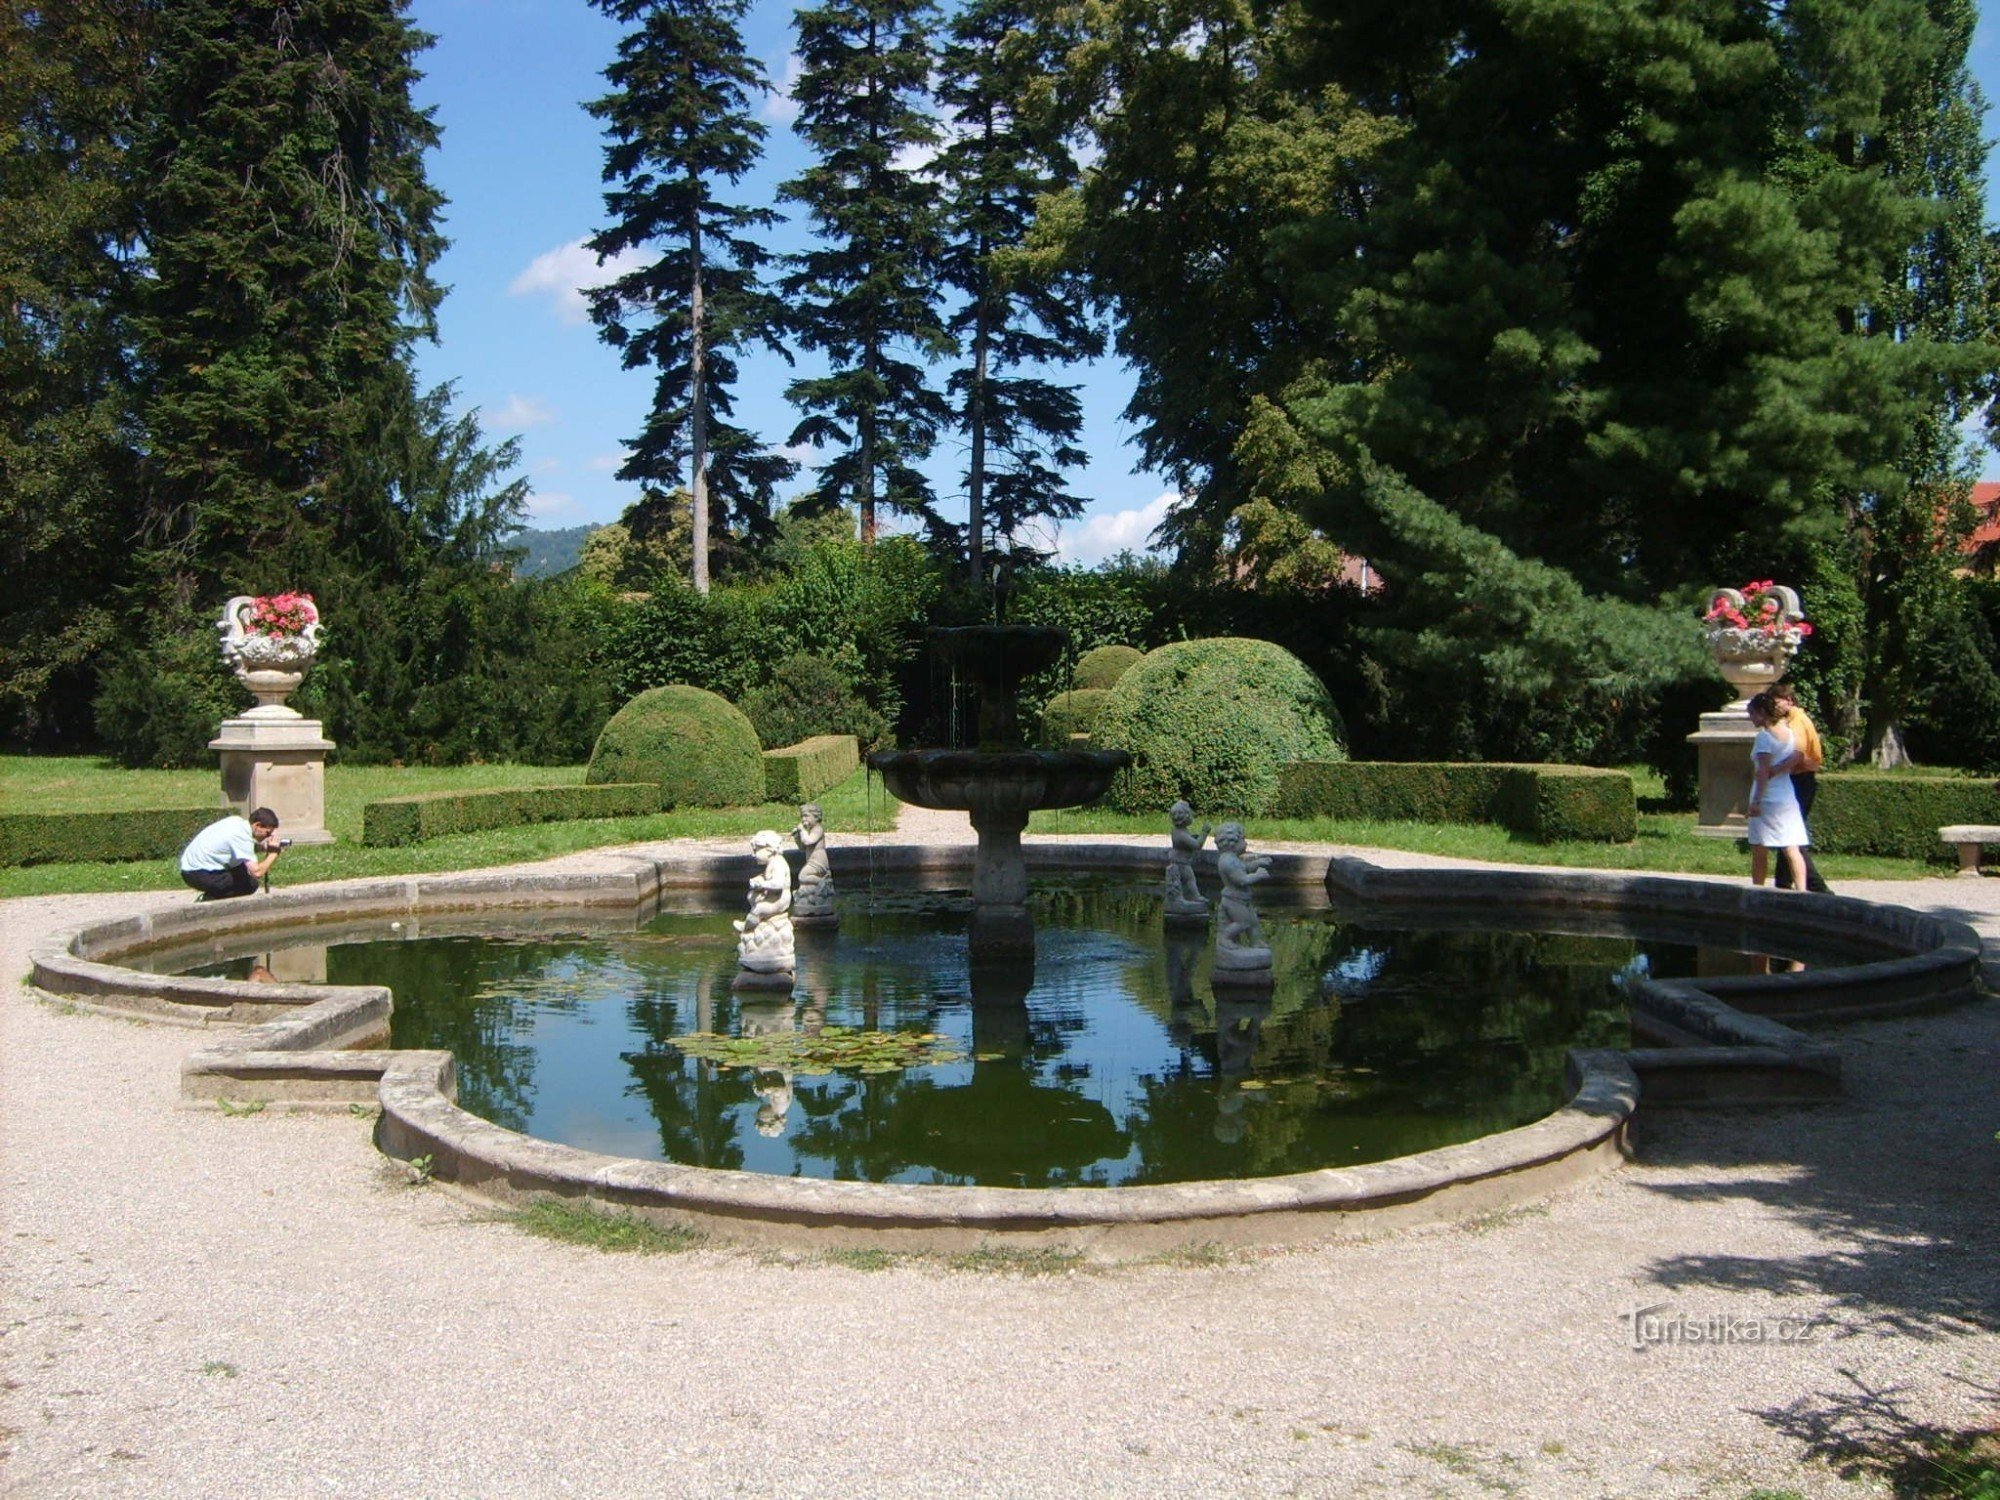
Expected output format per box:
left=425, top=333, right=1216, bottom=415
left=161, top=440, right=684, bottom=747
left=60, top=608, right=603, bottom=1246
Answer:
left=968, top=803, right=1034, bottom=959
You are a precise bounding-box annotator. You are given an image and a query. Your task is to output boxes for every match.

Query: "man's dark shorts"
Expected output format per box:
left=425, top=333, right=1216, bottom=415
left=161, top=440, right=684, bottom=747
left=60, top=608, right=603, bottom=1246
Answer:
left=182, top=866, right=258, bottom=900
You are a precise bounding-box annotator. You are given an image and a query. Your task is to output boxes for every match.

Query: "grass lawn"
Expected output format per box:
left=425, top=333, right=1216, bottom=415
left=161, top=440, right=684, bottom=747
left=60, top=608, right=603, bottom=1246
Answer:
left=1028, top=763, right=1951, bottom=883
left=0, top=757, right=899, bottom=899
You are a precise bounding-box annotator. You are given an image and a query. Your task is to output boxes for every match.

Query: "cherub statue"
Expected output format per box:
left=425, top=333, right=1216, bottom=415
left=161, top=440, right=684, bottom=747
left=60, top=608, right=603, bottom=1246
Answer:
left=734, top=830, right=796, bottom=977
left=1212, top=821, right=1274, bottom=977
left=790, top=803, right=838, bottom=927
left=1163, top=800, right=1211, bottom=921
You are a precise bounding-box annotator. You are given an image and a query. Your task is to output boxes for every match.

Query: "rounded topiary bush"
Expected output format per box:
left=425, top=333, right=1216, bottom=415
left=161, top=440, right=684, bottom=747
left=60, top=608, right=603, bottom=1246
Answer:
left=1039, top=688, right=1111, bottom=747
left=586, top=685, right=765, bottom=807
left=1073, top=643, right=1144, bottom=691
left=1094, top=638, right=1346, bottom=815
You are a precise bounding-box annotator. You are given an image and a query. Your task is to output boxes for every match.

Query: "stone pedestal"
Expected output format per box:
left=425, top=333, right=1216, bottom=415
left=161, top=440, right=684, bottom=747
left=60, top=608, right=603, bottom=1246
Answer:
left=210, top=713, right=336, bottom=845
left=1687, top=706, right=1756, bottom=840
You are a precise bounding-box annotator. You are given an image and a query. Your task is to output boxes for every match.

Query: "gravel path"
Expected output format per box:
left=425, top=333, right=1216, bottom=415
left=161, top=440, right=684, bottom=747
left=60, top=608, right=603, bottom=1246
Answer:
left=4, top=821, right=1997, bottom=1498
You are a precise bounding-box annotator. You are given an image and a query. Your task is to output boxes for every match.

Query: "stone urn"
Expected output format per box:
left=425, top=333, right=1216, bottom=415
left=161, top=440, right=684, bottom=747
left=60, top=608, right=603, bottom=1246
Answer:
left=1702, top=584, right=1805, bottom=710
left=210, top=594, right=336, bottom=845
left=217, top=594, right=323, bottom=718
left=1688, top=582, right=1808, bottom=838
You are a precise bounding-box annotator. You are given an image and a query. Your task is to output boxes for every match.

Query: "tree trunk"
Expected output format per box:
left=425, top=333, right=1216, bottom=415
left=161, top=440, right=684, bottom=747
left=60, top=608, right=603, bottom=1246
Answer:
left=968, top=311, right=988, bottom=586
left=688, top=194, right=710, bottom=594
left=1869, top=720, right=1912, bottom=769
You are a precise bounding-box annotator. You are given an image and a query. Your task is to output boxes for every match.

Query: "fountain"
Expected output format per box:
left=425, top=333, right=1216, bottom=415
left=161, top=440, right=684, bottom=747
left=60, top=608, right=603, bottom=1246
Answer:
left=868, top=625, right=1132, bottom=959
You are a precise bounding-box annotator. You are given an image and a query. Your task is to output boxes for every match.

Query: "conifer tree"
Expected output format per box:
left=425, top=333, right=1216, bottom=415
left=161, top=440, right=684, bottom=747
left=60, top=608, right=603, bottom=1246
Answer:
left=0, top=0, right=149, bottom=742
left=779, top=0, right=952, bottom=545
left=586, top=0, right=794, bottom=594
left=130, top=0, right=446, bottom=596
left=935, top=0, right=1101, bottom=581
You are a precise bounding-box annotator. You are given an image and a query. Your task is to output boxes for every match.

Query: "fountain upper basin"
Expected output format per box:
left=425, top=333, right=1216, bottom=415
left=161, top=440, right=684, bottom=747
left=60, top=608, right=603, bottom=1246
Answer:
left=870, top=748, right=1132, bottom=815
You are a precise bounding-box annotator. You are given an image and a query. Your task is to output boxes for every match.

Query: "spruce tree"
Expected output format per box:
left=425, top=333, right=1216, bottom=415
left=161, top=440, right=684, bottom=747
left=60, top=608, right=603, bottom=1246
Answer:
left=779, top=0, right=953, bottom=545
left=935, top=0, right=1101, bottom=581
left=130, top=0, right=446, bottom=596
left=0, top=1, right=149, bottom=742
left=586, top=0, right=794, bottom=594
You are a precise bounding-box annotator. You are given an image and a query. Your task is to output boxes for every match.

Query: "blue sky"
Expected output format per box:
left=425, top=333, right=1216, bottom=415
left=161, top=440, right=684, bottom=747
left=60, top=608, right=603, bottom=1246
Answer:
left=408, top=0, right=2000, bottom=561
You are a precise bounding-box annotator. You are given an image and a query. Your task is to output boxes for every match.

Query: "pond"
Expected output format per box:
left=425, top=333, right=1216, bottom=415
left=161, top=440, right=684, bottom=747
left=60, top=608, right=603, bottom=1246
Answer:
left=152, top=878, right=1838, bottom=1188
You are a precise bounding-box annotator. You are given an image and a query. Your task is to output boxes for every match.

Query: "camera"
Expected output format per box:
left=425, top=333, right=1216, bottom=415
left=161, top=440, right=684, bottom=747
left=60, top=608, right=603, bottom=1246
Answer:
left=274, top=837, right=293, bottom=850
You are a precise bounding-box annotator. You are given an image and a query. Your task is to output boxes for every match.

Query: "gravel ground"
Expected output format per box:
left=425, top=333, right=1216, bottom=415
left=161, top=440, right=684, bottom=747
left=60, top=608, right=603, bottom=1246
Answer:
left=4, top=817, right=1997, bottom=1499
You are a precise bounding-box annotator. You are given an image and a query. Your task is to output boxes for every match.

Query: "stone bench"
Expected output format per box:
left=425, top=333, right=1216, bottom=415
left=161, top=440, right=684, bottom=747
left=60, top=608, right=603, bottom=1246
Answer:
left=1938, top=825, right=2000, bottom=876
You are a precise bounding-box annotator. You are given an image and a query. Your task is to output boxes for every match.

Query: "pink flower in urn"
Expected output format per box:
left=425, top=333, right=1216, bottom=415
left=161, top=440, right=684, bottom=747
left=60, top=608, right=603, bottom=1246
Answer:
left=246, top=592, right=319, bottom=637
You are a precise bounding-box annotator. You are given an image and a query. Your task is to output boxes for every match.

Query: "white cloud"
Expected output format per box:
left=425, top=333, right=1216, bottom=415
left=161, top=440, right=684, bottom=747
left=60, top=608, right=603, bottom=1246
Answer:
left=493, top=393, right=555, bottom=431
left=524, top=489, right=578, bottom=519
left=762, top=53, right=802, bottom=123
left=587, top=451, right=629, bottom=474
left=769, top=441, right=822, bottom=467
left=1052, top=491, right=1181, bottom=568
left=508, top=238, right=648, bottom=326
left=532, top=457, right=564, bottom=475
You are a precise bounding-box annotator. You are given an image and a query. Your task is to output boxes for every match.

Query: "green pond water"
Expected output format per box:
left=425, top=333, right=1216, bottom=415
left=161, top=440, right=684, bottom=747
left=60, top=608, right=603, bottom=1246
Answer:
left=161, top=878, right=1828, bottom=1187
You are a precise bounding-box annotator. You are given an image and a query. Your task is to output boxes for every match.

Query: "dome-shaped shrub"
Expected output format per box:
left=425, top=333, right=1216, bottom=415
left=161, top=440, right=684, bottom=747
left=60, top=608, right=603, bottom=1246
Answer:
left=1094, top=639, right=1345, bottom=815
left=1038, top=688, right=1111, bottom=747
left=587, top=686, right=765, bottom=807
left=1073, top=643, right=1144, bottom=691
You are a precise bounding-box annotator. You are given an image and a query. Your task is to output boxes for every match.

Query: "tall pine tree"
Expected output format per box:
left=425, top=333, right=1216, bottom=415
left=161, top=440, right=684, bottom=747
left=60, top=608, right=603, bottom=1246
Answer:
left=130, top=0, right=446, bottom=599
left=779, top=0, right=952, bottom=545
left=935, top=0, right=1101, bottom=581
left=586, top=0, right=794, bottom=593
left=0, top=0, right=149, bottom=743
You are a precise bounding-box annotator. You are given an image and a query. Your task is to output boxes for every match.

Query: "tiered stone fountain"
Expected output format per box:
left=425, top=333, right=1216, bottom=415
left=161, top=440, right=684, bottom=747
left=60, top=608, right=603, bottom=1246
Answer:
left=869, top=625, right=1131, bottom=959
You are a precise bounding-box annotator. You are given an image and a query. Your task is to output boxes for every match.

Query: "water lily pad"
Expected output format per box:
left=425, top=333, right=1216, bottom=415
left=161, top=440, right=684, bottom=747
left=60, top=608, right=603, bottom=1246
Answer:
left=669, top=1027, right=964, bottom=1074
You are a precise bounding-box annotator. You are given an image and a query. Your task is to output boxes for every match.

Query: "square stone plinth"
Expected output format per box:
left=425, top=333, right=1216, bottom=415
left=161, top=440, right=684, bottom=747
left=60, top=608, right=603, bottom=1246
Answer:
left=211, top=716, right=337, bottom=844
left=1687, top=708, right=1756, bottom=839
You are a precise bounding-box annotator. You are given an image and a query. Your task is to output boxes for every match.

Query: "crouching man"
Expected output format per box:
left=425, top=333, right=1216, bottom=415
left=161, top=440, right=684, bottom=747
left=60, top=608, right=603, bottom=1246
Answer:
left=179, top=807, right=285, bottom=900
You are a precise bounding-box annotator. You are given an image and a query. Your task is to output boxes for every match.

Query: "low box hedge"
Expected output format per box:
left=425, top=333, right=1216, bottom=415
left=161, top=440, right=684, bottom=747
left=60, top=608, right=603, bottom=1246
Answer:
left=0, top=807, right=223, bottom=867
left=1273, top=762, right=1636, bottom=843
left=362, top=783, right=661, bottom=848
left=762, top=735, right=859, bottom=802
left=1808, top=774, right=2000, bottom=860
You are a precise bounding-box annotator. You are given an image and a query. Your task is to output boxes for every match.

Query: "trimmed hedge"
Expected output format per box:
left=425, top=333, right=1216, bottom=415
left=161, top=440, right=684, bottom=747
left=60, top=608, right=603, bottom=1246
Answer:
left=1273, top=762, right=1636, bottom=843
left=1039, top=688, right=1111, bottom=747
left=1073, top=644, right=1143, bottom=690
left=587, top=685, right=766, bottom=807
left=1096, top=638, right=1346, bottom=815
left=362, top=783, right=661, bottom=847
left=1809, top=774, right=2000, bottom=860
left=0, top=807, right=222, bottom=867
left=762, top=735, right=860, bottom=802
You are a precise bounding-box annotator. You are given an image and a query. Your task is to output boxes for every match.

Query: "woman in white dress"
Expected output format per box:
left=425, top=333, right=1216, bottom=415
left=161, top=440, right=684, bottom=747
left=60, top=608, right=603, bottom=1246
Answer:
left=1746, top=691, right=1810, bottom=890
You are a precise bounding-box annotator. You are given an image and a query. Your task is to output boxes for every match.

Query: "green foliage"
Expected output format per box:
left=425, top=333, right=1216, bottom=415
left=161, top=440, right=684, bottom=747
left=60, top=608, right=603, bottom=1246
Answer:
left=1072, top=644, right=1142, bottom=690
left=760, top=734, right=861, bottom=802
left=511, top=1199, right=705, bottom=1255
left=779, top=0, right=952, bottom=543
left=0, top=2, right=148, bottom=747
left=1272, top=763, right=1636, bottom=844
left=739, top=655, right=889, bottom=751
left=1095, top=638, right=1346, bottom=814
left=360, top=784, right=661, bottom=848
left=1809, top=773, right=2000, bottom=860
left=1037, top=688, right=1109, bottom=746
left=587, top=685, right=765, bottom=806
left=669, top=1025, right=964, bottom=1075
left=587, top=0, right=795, bottom=589
left=91, top=614, right=245, bottom=768
left=935, top=0, right=1101, bottom=574
left=0, top=806, right=218, bottom=867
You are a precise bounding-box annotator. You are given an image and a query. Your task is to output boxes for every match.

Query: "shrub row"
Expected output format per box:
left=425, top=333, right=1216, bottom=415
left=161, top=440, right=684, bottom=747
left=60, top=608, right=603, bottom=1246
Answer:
left=1809, top=774, right=2000, bottom=860
left=1273, top=762, right=1637, bottom=843
left=762, top=735, right=859, bottom=802
left=1039, top=689, right=1110, bottom=747
left=362, top=784, right=661, bottom=848
left=0, top=807, right=222, bottom=867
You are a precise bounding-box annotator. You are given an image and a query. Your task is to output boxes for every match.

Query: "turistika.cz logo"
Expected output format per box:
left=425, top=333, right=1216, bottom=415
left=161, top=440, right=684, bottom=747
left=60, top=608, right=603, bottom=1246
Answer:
left=1619, top=1302, right=1822, bottom=1351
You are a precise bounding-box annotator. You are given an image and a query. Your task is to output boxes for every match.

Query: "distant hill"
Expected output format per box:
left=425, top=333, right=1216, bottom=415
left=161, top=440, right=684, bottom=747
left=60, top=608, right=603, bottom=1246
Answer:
left=509, top=524, right=597, bottom=578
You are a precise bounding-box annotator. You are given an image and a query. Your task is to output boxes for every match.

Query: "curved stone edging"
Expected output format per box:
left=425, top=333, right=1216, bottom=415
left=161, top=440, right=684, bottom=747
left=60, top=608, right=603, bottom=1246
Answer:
left=25, top=844, right=1983, bottom=1250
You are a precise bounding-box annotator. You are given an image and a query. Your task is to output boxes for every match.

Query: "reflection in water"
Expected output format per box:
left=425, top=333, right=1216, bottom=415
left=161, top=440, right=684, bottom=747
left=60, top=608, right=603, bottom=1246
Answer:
left=155, top=878, right=1853, bottom=1188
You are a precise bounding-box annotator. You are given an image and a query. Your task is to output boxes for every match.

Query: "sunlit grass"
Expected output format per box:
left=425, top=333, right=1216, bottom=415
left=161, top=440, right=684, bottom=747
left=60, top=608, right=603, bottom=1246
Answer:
left=0, top=757, right=898, bottom=898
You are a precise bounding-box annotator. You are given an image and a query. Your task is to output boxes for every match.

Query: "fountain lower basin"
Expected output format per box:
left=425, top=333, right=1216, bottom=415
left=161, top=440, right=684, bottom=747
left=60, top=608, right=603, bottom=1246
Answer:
left=28, top=843, right=1983, bottom=1253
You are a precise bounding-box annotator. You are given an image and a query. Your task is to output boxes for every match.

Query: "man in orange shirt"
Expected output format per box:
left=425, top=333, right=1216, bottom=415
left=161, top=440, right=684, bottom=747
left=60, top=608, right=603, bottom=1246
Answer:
left=1769, top=682, right=1832, bottom=894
